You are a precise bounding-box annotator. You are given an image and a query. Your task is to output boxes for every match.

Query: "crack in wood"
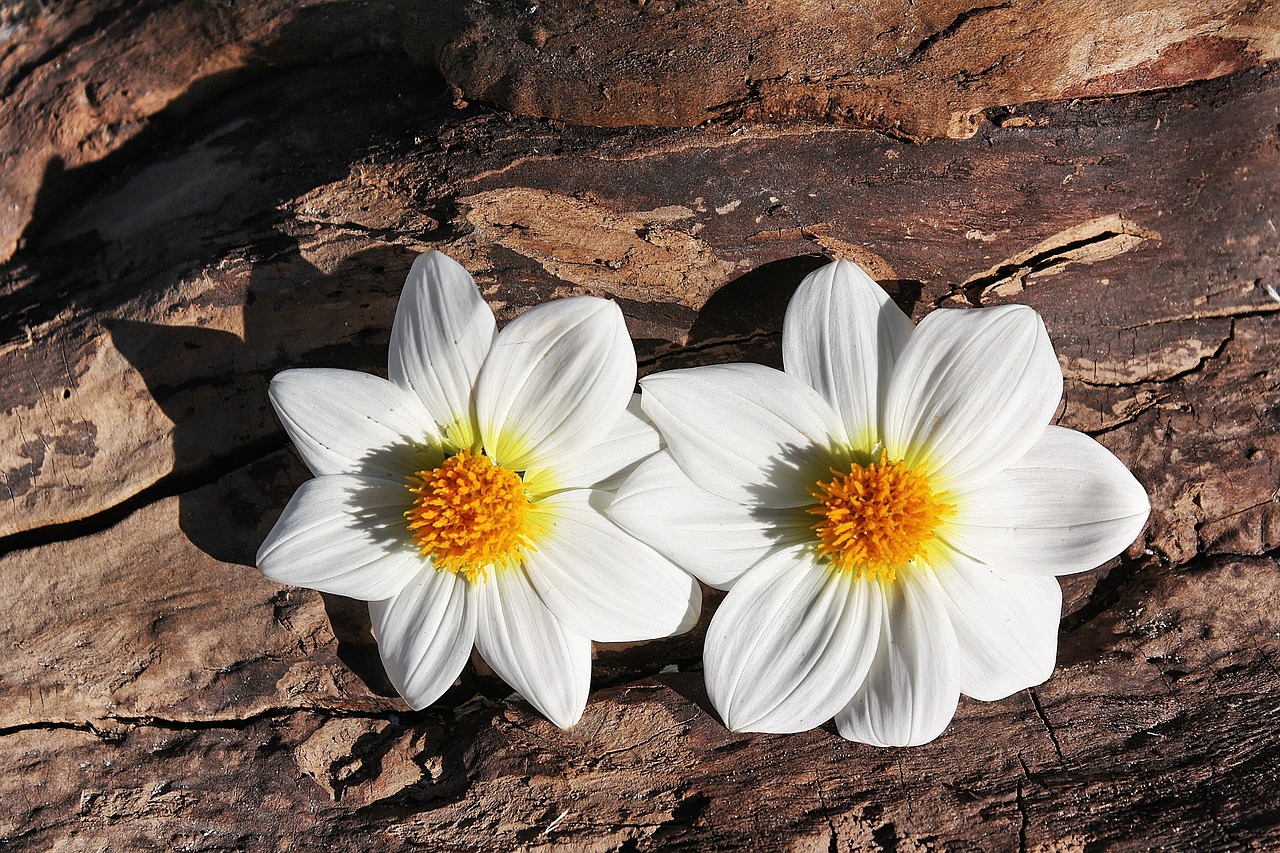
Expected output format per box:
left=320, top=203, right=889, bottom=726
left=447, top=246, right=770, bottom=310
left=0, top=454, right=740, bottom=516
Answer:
left=1200, top=496, right=1280, bottom=532
left=594, top=716, right=698, bottom=761
left=1070, top=322, right=1235, bottom=389
left=812, top=765, right=840, bottom=853
left=1015, top=774, right=1031, bottom=853
left=958, top=214, right=1160, bottom=306
left=1120, top=301, right=1280, bottom=329
left=638, top=330, right=781, bottom=369
left=0, top=432, right=288, bottom=558
left=0, top=719, right=95, bottom=739
left=461, top=124, right=854, bottom=186
left=1027, top=688, right=1068, bottom=769
left=908, top=3, right=1013, bottom=62
left=1081, top=394, right=1170, bottom=437
left=0, top=705, right=405, bottom=742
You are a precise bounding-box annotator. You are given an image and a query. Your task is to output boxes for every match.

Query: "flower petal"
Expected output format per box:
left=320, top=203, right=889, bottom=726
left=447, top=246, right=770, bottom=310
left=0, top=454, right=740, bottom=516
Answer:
left=931, top=549, right=1062, bottom=701
left=944, top=425, right=1150, bottom=575
left=370, top=565, right=476, bottom=709
left=256, top=474, right=420, bottom=601
left=526, top=394, right=660, bottom=496
left=607, top=451, right=812, bottom=590
left=882, top=304, right=1062, bottom=486
left=703, top=546, right=883, bottom=733
left=783, top=259, right=915, bottom=452
left=470, top=565, right=592, bottom=729
left=476, top=297, right=636, bottom=473
left=834, top=570, right=960, bottom=747
left=640, top=363, right=848, bottom=508
left=523, top=489, right=701, bottom=642
left=269, top=369, right=441, bottom=479
left=389, top=251, right=496, bottom=449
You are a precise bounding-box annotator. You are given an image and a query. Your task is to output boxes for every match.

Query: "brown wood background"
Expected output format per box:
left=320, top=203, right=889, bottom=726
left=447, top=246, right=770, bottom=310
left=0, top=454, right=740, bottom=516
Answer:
left=2, top=1, right=1278, bottom=849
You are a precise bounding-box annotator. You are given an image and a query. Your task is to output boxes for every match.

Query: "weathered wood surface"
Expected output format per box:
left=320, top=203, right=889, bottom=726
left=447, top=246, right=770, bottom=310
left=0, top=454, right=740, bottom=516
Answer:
left=4, top=0, right=1278, bottom=265
left=2, top=1, right=1279, bottom=849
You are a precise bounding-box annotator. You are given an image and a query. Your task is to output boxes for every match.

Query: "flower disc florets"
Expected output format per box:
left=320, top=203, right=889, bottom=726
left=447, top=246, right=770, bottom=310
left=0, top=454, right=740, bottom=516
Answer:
left=405, top=449, right=536, bottom=583
left=807, top=452, right=953, bottom=582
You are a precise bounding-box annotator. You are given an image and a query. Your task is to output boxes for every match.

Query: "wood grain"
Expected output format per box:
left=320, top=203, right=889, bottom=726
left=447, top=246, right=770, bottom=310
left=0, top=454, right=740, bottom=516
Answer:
left=1, top=2, right=1277, bottom=849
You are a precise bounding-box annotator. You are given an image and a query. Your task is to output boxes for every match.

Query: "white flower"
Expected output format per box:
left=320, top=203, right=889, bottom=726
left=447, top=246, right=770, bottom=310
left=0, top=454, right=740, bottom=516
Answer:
left=609, top=259, right=1149, bottom=745
left=257, top=251, right=700, bottom=728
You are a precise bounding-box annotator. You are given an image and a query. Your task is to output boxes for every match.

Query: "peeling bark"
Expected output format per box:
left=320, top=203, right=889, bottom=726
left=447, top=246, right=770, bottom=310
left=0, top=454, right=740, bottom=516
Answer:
left=1, top=2, right=1278, bottom=849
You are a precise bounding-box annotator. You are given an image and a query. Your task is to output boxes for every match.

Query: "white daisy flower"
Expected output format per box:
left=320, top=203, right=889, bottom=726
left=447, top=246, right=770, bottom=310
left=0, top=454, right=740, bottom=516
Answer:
left=257, top=251, right=701, bottom=728
left=609, top=259, right=1149, bottom=745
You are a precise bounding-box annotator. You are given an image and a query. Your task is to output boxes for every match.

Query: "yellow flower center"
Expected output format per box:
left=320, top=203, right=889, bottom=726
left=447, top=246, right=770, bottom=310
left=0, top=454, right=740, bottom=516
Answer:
left=404, top=449, right=536, bottom=583
left=807, top=453, right=953, bottom=583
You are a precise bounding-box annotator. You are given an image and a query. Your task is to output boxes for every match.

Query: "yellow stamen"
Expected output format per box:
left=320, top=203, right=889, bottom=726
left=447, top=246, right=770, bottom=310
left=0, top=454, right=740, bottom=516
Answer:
left=404, top=449, right=536, bottom=583
left=807, top=452, right=953, bottom=583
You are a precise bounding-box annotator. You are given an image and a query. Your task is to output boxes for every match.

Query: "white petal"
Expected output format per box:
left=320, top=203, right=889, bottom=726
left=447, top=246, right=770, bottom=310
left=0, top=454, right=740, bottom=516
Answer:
left=256, top=474, right=420, bottom=601
left=783, top=259, right=915, bottom=452
left=944, top=425, right=1150, bottom=575
left=882, top=305, right=1062, bottom=487
left=471, top=565, right=592, bottom=729
left=370, top=565, right=476, bottom=709
left=835, top=570, right=961, bottom=747
left=607, top=452, right=812, bottom=590
left=269, top=369, right=441, bottom=479
left=640, top=363, right=848, bottom=508
left=475, top=297, right=635, bottom=473
left=931, top=549, right=1062, bottom=701
left=704, top=546, right=883, bottom=733
left=389, top=251, right=496, bottom=448
left=527, top=394, right=661, bottom=496
left=523, top=489, right=701, bottom=642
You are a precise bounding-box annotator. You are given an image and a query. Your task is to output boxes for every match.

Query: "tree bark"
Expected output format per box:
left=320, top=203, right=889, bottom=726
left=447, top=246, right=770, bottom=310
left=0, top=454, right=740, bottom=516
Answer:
left=2, top=2, right=1278, bottom=849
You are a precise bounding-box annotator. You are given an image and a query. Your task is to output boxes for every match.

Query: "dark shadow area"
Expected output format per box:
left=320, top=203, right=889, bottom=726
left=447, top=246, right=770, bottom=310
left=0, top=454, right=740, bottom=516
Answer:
left=649, top=670, right=720, bottom=727
left=2, top=3, right=465, bottom=346
left=687, top=254, right=830, bottom=349
left=107, top=242, right=418, bottom=566
left=687, top=254, right=924, bottom=351
left=0, top=12, right=472, bottom=697
left=591, top=586, right=722, bottom=689
left=347, top=706, right=496, bottom=818
left=632, top=254, right=826, bottom=374
left=322, top=594, right=400, bottom=698
left=108, top=237, right=421, bottom=698
left=638, top=252, right=923, bottom=374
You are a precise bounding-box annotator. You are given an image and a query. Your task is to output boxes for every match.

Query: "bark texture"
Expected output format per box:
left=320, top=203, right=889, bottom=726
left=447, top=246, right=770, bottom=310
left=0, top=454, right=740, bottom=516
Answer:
left=2, top=1, right=1278, bottom=849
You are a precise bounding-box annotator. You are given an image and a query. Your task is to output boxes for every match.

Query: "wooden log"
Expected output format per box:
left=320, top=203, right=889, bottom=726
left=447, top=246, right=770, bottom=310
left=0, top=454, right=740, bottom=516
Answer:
left=1, top=1, right=1277, bottom=849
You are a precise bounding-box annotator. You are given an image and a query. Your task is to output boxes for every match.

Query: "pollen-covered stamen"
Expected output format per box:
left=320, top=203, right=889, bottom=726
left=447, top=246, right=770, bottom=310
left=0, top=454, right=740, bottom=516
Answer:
left=807, top=452, right=954, bottom=583
left=405, top=449, right=536, bottom=583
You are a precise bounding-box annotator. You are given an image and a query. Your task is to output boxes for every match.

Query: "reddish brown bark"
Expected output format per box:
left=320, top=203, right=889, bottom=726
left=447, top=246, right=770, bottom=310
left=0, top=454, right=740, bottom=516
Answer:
left=2, top=2, right=1278, bottom=849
